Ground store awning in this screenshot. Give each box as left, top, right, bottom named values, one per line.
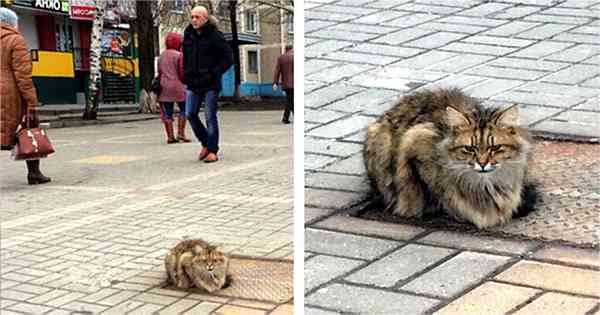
left=223, top=32, right=261, bottom=45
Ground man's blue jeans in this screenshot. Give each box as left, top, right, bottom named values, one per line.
left=185, top=89, right=219, bottom=153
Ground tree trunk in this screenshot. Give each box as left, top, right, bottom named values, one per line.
left=136, top=0, right=155, bottom=93
left=229, top=0, right=241, bottom=99
left=83, top=0, right=106, bottom=120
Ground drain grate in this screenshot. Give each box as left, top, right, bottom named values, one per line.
left=164, top=257, right=293, bottom=303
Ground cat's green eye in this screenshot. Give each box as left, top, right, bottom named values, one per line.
left=461, top=146, right=476, bottom=153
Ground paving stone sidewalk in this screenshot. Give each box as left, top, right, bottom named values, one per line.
left=305, top=0, right=600, bottom=313
left=305, top=217, right=600, bottom=314
left=1, top=113, right=293, bottom=314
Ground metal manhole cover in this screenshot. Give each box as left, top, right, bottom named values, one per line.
left=164, top=257, right=293, bottom=303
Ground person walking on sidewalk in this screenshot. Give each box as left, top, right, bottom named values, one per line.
left=182, top=6, right=233, bottom=163
left=273, top=45, right=294, bottom=124
left=0, top=8, right=50, bottom=185
left=157, top=32, right=190, bottom=144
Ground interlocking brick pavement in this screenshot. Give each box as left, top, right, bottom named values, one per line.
left=306, top=0, right=600, bottom=313
left=1, top=112, right=293, bottom=314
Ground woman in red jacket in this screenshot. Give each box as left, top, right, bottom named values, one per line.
left=157, top=32, right=190, bottom=143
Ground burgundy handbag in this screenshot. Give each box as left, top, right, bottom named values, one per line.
left=13, top=117, right=55, bottom=160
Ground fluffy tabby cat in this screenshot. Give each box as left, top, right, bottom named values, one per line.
left=364, top=88, right=537, bottom=229
left=164, top=239, right=229, bottom=292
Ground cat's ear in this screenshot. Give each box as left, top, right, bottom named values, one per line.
left=446, top=106, right=471, bottom=128
left=495, top=104, right=520, bottom=127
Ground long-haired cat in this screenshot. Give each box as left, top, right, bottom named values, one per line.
left=164, top=239, right=229, bottom=292
left=364, top=88, right=537, bottom=229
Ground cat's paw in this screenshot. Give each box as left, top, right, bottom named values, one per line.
left=392, top=197, right=423, bottom=217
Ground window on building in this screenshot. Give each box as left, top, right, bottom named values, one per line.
left=245, top=10, right=257, bottom=33
left=172, top=0, right=184, bottom=13
left=287, top=14, right=293, bottom=34
left=248, top=51, right=258, bottom=74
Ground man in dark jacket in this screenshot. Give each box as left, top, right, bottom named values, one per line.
left=273, top=45, right=293, bottom=124
left=183, top=6, right=233, bottom=163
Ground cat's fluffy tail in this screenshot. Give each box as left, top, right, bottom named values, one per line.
left=513, top=182, right=539, bottom=218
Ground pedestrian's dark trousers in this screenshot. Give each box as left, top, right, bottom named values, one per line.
left=283, top=88, right=294, bottom=121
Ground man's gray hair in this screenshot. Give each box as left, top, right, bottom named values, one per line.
left=0, top=7, right=19, bottom=28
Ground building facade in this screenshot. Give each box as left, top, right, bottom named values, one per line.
left=3, top=0, right=140, bottom=105
left=158, top=0, right=293, bottom=98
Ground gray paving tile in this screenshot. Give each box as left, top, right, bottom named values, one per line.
left=490, top=5, right=543, bottom=19
left=305, top=228, right=400, bottom=260
left=311, top=30, right=380, bottom=42
left=355, top=10, right=411, bottom=25
left=312, top=4, right=379, bottom=15
left=492, top=90, right=585, bottom=108
left=533, top=120, right=600, bottom=138
left=306, top=283, right=440, bottom=314
left=510, top=41, right=574, bottom=58
left=322, top=154, right=366, bottom=175
left=418, top=231, right=538, bottom=255
left=570, top=25, right=600, bottom=35
left=305, top=63, right=374, bottom=83
left=401, top=251, right=511, bottom=298
left=582, top=54, right=600, bottom=64
left=419, top=22, right=489, bottom=34
left=305, top=138, right=363, bottom=157
left=307, top=115, right=374, bottom=139
left=414, top=0, right=481, bottom=7
left=304, top=307, right=340, bottom=315
left=305, top=153, right=339, bottom=171
left=395, top=3, right=463, bottom=14
left=463, top=78, right=525, bottom=99
left=391, top=50, right=457, bottom=69
left=541, top=64, right=600, bottom=84
left=365, top=0, right=411, bottom=9
left=305, top=109, right=348, bottom=124
left=462, top=35, right=535, bottom=47
left=305, top=59, right=342, bottom=76
left=306, top=173, right=370, bottom=192
left=573, top=98, right=599, bottom=111
left=581, top=76, right=600, bottom=88
left=488, top=57, right=569, bottom=71
left=524, top=14, right=592, bottom=24
left=306, top=40, right=354, bottom=58
left=305, top=207, right=335, bottom=225
left=346, top=244, right=456, bottom=287
left=442, top=42, right=518, bottom=56
left=465, top=65, right=547, bottom=80
left=550, top=110, right=600, bottom=126
left=346, top=43, right=423, bottom=57
left=305, top=84, right=363, bottom=109
left=516, top=82, right=600, bottom=98
left=515, top=23, right=576, bottom=39
left=325, top=23, right=397, bottom=34
left=483, top=20, right=541, bottom=36
left=404, top=32, right=467, bottom=49
left=305, top=255, right=364, bottom=292
left=325, top=89, right=398, bottom=113
left=310, top=11, right=357, bottom=22
left=553, top=32, right=600, bottom=45
left=426, top=55, right=495, bottom=73
left=437, top=16, right=507, bottom=27
left=460, top=2, right=514, bottom=17
left=383, top=13, right=442, bottom=28
left=305, top=20, right=338, bottom=33
left=372, top=28, right=434, bottom=45
left=324, top=51, right=400, bottom=65
left=422, top=74, right=488, bottom=90
left=305, top=188, right=364, bottom=209
left=542, top=7, right=600, bottom=17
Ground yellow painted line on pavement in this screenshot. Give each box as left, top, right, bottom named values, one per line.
left=72, top=155, right=146, bottom=165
